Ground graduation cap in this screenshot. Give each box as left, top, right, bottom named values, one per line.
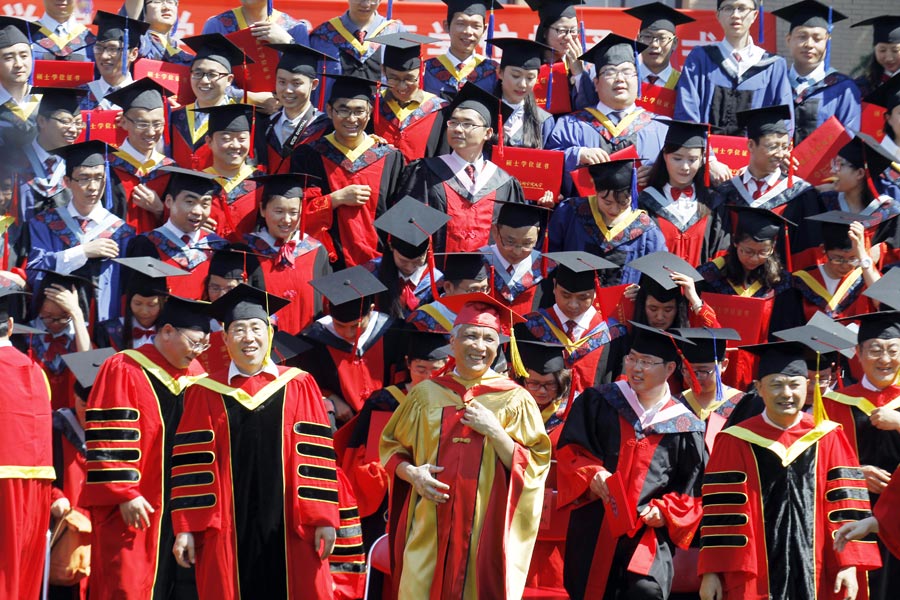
left=544, top=251, right=616, bottom=293
left=105, top=77, right=172, bottom=111
left=516, top=336, right=567, bottom=374
left=805, top=210, right=878, bottom=251
left=863, top=268, right=900, bottom=310
left=270, top=329, right=312, bottom=365
left=93, top=10, right=149, bottom=47
left=837, top=310, right=900, bottom=343
left=311, top=266, right=387, bottom=323
left=10, top=322, right=44, bottom=336
left=61, top=347, right=116, bottom=397
left=728, top=205, right=796, bottom=243
left=193, top=103, right=254, bottom=133
left=674, top=327, right=740, bottom=400
left=663, top=119, right=709, bottom=149
left=50, top=140, right=111, bottom=177
left=852, top=16, right=900, bottom=45
left=404, top=329, right=452, bottom=362
left=578, top=33, right=647, bottom=68
left=182, top=33, right=252, bottom=72
left=440, top=252, right=489, bottom=282
left=442, top=292, right=528, bottom=374
left=624, top=2, right=695, bottom=33
left=583, top=158, right=639, bottom=193
left=159, top=166, right=219, bottom=198
left=494, top=200, right=551, bottom=230
left=740, top=341, right=810, bottom=379
left=489, top=38, right=553, bottom=71
left=736, top=104, right=791, bottom=139
left=864, top=72, right=900, bottom=113
left=208, top=243, right=264, bottom=288
left=446, top=82, right=513, bottom=132
left=0, top=287, right=28, bottom=322
left=628, top=251, right=704, bottom=302
left=807, top=311, right=858, bottom=359
left=252, top=173, right=319, bottom=200
left=35, top=270, right=94, bottom=293
left=324, top=73, right=379, bottom=103
left=441, top=0, right=504, bottom=20
left=157, top=295, right=212, bottom=333
left=367, top=33, right=439, bottom=72
left=35, top=87, right=87, bottom=117
left=209, top=283, right=290, bottom=328
left=772, top=0, right=846, bottom=30
left=628, top=321, right=694, bottom=364
left=114, top=256, right=189, bottom=297
left=0, top=17, right=41, bottom=50
left=267, top=43, right=333, bottom=78
left=376, top=196, right=450, bottom=258
left=837, top=132, right=900, bottom=181
left=525, top=0, right=584, bottom=25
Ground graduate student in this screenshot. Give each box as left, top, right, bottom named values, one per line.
left=122, top=0, right=194, bottom=65
left=489, top=37, right=555, bottom=149
left=851, top=15, right=900, bottom=97
left=31, top=0, right=95, bottom=61
left=0, top=18, right=44, bottom=151
left=78, top=12, right=148, bottom=111
left=625, top=2, right=695, bottom=92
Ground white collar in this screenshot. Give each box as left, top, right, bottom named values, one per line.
left=94, top=74, right=134, bottom=101
left=720, top=37, right=757, bottom=58
left=39, top=14, right=72, bottom=33
left=162, top=220, right=198, bottom=244
left=742, top=167, right=781, bottom=187
left=762, top=410, right=804, bottom=430
left=447, top=150, right=485, bottom=171
left=400, top=263, right=427, bottom=286
left=66, top=200, right=108, bottom=223
left=446, top=49, right=477, bottom=67
left=861, top=375, right=892, bottom=392
left=0, top=84, right=33, bottom=107
left=32, top=139, right=55, bottom=163
left=639, top=61, right=673, bottom=84
left=227, top=359, right=279, bottom=384
left=0, top=338, right=11, bottom=347
left=790, top=62, right=826, bottom=84
left=617, top=379, right=673, bottom=429
left=118, top=138, right=156, bottom=164
left=595, top=100, right=637, bottom=116
left=488, top=244, right=535, bottom=281
left=552, top=304, right=596, bottom=332
left=320, top=311, right=382, bottom=356
left=256, top=228, right=301, bottom=248
left=502, top=98, right=525, bottom=112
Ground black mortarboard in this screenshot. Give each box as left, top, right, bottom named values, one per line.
left=578, top=33, right=647, bottom=68
left=852, top=16, right=900, bottom=45
left=10, top=322, right=43, bottom=336
left=627, top=251, right=703, bottom=300
left=805, top=210, right=878, bottom=251
left=495, top=200, right=551, bottom=229
left=442, top=0, right=504, bottom=20
left=736, top=105, right=792, bottom=139
left=35, top=87, right=87, bottom=117
left=105, top=78, right=172, bottom=111
left=489, top=38, right=553, bottom=71
left=93, top=11, right=150, bottom=47
left=525, top=0, right=584, bottom=25
left=209, top=283, right=289, bottom=328
left=0, top=287, right=27, bottom=322
left=62, top=348, right=116, bottom=392
left=405, top=329, right=452, bottom=361
left=674, top=327, right=740, bottom=364
left=774, top=322, right=857, bottom=356
left=0, top=17, right=40, bottom=49
left=368, top=33, right=438, bottom=72
left=252, top=173, right=319, bottom=200
left=208, top=244, right=263, bottom=286
left=863, top=268, right=900, bottom=310
left=728, top=205, right=796, bottom=242
left=50, top=140, right=110, bottom=170
left=157, top=295, right=212, bottom=333
left=837, top=133, right=899, bottom=178
left=864, top=73, right=900, bottom=113
left=544, top=251, right=616, bottom=292
left=114, top=256, right=189, bottom=297
left=182, top=33, right=252, bottom=71
left=375, top=197, right=450, bottom=258
left=807, top=311, right=858, bottom=359
left=624, top=2, right=695, bottom=33
left=741, top=341, right=810, bottom=379
left=440, top=252, right=489, bottom=282
left=585, top=158, right=637, bottom=191
left=159, top=166, right=219, bottom=197
left=516, top=336, right=567, bottom=374
left=839, top=310, right=900, bottom=342
left=311, top=266, right=387, bottom=323
left=325, top=74, right=378, bottom=103
left=446, top=82, right=513, bottom=130
left=663, top=119, right=709, bottom=149
left=270, top=330, right=312, bottom=365
left=629, top=321, right=693, bottom=363
left=772, top=1, right=846, bottom=30
left=268, top=43, right=333, bottom=78
left=36, top=270, right=94, bottom=293
left=193, top=103, right=254, bottom=133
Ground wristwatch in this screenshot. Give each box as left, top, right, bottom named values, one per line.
left=859, top=257, right=873, bottom=269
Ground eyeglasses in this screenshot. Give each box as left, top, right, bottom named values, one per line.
left=598, top=67, right=637, bottom=81
left=637, top=34, right=675, bottom=46
left=826, top=255, right=861, bottom=266
left=736, top=245, right=774, bottom=259
left=49, top=116, right=84, bottom=130
left=863, top=344, right=900, bottom=360
left=146, top=0, right=179, bottom=6
left=625, top=354, right=665, bottom=369
left=830, top=158, right=856, bottom=172
left=385, top=75, right=419, bottom=87
left=332, top=107, right=369, bottom=119
left=71, top=175, right=105, bottom=186
left=549, top=26, right=579, bottom=37
left=190, top=70, right=230, bottom=82
left=446, top=119, right=487, bottom=132
left=524, top=380, right=559, bottom=393
left=123, top=115, right=165, bottom=132
left=684, top=366, right=717, bottom=378
left=228, top=324, right=268, bottom=338
left=40, top=315, right=72, bottom=325
left=207, top=283, right=239, bottom=296
left=178, top=329, right=211, bottom=352
left=498, top=237, right=537, bottom=251
left=95, top=43, right=124, bottom=56
left=717, top=4, right=756, bottom=17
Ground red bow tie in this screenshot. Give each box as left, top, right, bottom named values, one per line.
left=132, top=327, right=155, bottom=338
left=671, top=186, right=694, bottom=200
left=43, top=334, right=69, bottom=363
left=277, top=240, right=297, bottom=268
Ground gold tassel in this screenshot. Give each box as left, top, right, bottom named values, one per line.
left=508, top=314, right=528, bottom=378
left=813, top=353, right=829, bottom=425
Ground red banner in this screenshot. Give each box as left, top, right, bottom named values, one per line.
left=496, top=147, right=564, bottom=202
left=709, top=134, right=750, bottom=176
left=133, top=58, right=195, bottom=105
left=793, top=116, right=852, bottom=186
left=33, top=59, right=93, bottom=87
left=76, top=109, right=126, bottom=146
left=636, top=83, right=677, bottom=118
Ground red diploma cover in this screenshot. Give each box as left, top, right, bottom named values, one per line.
left=33, top=60, right=93, bottom=87
left=571, top=146, right=640, bottom=198
left=226, top=29, right=277, bottom=93
left=635, top=83, right=676, bottom=118
left=860, top=102, right=886, bottom=142
left=133, top=59, right=194, bottom=105
left=709, top=135, right=750, bottom=176
left=497, top=147, right=564, bottom=201
left=701, top=293, right=773, bottom=389
left=605, top=471, right=637, bottom=538
left=76, top=110, right=126, bottom=146
left=793, top=116, right=852, bottom=186
left=596, top=284, right=628, bottom=322
left=533, top=61, right=572, bottom=115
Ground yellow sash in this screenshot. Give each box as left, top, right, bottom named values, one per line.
left=148, top=30, right=182, bottom=57
left=37, top=23, right=87, bottom=50
left=682, top=388, right=742, bottom=422
left=824, top=391, right=900, bottom=417
left=664, top=69, right=680, bottom=90
left=3, top=95, right=41, bottom=121
left=0, top=465, right=56, bottom=479
left=186, top=105, right=210, bottom=144
left=0, top=215, right=14, bottom=236
left=325, top=132, right=376, bottom=162
left=384, top=385, right=407, bottom=406
left=711, top=256, right=764, bottom=297
left=204, top=163, right=256, bottom=194
left=122, top=349, right=207, bottom=396
left=195, top=367, right=302, bottom=410
left=384, top=90, right=437, bottom=123
left=793, top=268, right=862, bottom=312
left=584, top=107, right=642, bottom=138
left=436, top=54, right=485, bottom=82
left=112, top=149, right=167, bottom=177
left=724, top=420, right=839, bottom=467
left=543, top=317, right=591, bottom=354
left=328, top=17, right=393, bottom=55
left=418, top=303, right=454, bottom=332
left=588, top=201, right=643, bottom=242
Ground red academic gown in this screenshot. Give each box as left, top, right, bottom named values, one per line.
left=697, top=413, right=883, bottom=600
left=638, top=187, right=730, bottom=267
left=255, top=107, right=331, bottom=175
left=791, top=265, right=874, bottom=322
left=80, top=345, right=206, bottom=599
left=204, top=164, right=265, bottom=243
left=875, top=465, right=900, bottom=560
left=125, top=228, right=228, bottom=299
left=169, top=105, right=214, bottom=172
left=108, top=150, right=174, bottom=234
left=486, top=248, right=549, bottom=316
left=170, top=366, right=340, bottom=600
left=0, top=345, right=54, bottom=600
left=374, top=90, right=447, bottom=162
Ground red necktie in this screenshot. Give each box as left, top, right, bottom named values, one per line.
left=76, top=217, right=90, bottom=233
left=733, top=51, right=742, bottom=64
left=671, top=186, right=694, bottom=201
left=565, top=319, right=577, bottom=340
left=355, top=29, right=367, bottom=44
left=506, top=264, right=515, bottom=276
left=181, top=234, right=191, bottom=246
left=44, top=156, right=57, bottom=173
left=465, top=163, right=477, bottom=184
left=401, top=278, right=419, bottom=310
left=751, top=179, right=766, bottom=200
left=132, top=327, right=155, bottom=338
left=646, top=74, right=659, bottom=86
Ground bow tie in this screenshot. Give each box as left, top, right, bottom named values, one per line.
left=277, top=240, right=297, bottom=268
left=43, top=334, right=69, bottom=362
left=671, top=186, right=694, bottom=200
left=132, top=327, right=155, bottom=338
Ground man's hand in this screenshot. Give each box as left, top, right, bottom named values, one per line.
left=589, top=469, right=612, bottom=502
left=834, top=516, right=879, bottom=552
left=132, top=184, right=164, bottom=215
left=636, top=164, right=652, bottom=188
left=250, top=21, right=293, bottom=44
left=201, top=216, right=218, bottom=233
left=119, top=496, right=155, bottom=530
left=405, top=463, right=450, bottom=504
left=623, top=283, right=640, bottom=301
left=578, top=147, right=611, bottom=166
left=860, top=465, right=891, bottom=494
left=707, top=160, right=733, bottom=186
left=870, top=408, right=900, bottom=432
left=460, top=400, right=502, bottom=438
left=328, top=394, right=353, bottom=423
left=834, top=566, right=858, bottom=600
left=640, top=504, right=666, bottom=528
left=50, top=497, right=71, bottom=519
left=699, top=573, right=723, bottom=600
left=82, top=238, right=120, bottom=259
left=331, top=184, right=372, bottom=207
left=537, top=191, right=556, bottom=208
left=314, top=526, right=337, bottom=559
left=173, top=532, right=195, bottom=568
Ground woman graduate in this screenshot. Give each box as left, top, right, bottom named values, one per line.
left=489, top=37, right=555, bottom=149
left=851, top=15, right=900, bottom=97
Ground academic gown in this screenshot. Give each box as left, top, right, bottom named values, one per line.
left=108, top=149, right=175, bottom=234
left=170, top=366, right=340, bottom=600
left=297, top=312, right=399, bottom=413
left=24, top=321, right=78, bottom=411
left=201, top=7, right=309, bottom=43
left=365, top=256, right=440, bottom=319
left=126, top=229, right=229, bottom=299
left=547, top=201, right=668, bottom=285
left=483, top=247, right=549, bottom=316
left=823, top=382, right=900, bottom=599
left=406, top=299, right=457, bottom=334
left=792, top=71, right=861, bottom=145
left=80, top=345, right=207, bottom=600
left=789, top=264, right=874, bottom=322
left=0, top=92, right=41, bottom=151
left=421, top=55, right=499, bottom=101
left=169, top=105, right=217, bottom=173
left=697, top=413, right=882, bottom=600
left=205, top=164, right=265, bottom=243
left=243, top=232, right=331, bottom=334
left=674, top=45, right=794, bottom=137
left=380, top=371, right=551, bottom=600
left=254, top=106, right=331, bottom=175
left=293, top=134, right=404, bottom=269
left=137, top=30, right=194, bottom=65
left=31, top=22, right=95, bottom=61
left=374, top=90, right=448, bottom=162
left=874, top=465, right=900, bottom=560
left=638, top=186, right=730, bottom=267
left=556, top=381, right=706, bottom=600
left=394, top=156, right=524, bottom=254
left=17, top=144, right=71, bottom=223
left=0, top=345, right=54, bottom=600
left=503, top=104, right=554, bottom=150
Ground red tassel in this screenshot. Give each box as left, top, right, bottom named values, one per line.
left=593, top=272, right=603, bottom=312
left=782, top=223, right=793, bottom=272
left=672, top=338, right=701, bottom=395
left=426, top=237, right=439, bottom=301
left=242, top=57, right=248, bottom=104
left=704, top=124, right=711, bottom=188
left=541, top=228, right=549, bottom=278
left=318, top=61, right=327, bottom=112
left=242, top=251, right=248, bottom=282
left=374, top=81, right=381, bottom=131
left=489, top=264, right=496, bottom=296
left=248, top=106, right=256, bottom=160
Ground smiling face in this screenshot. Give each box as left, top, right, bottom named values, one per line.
left=544, top=16, right=578, bottom=56
left=858, top=338, right=900, bottom=389
left=830, top=156, right=865, bottom=194
left=191, top=58, right=233, bottom=105
left=275, top=69, right=316, bottom=114
left=757, top=373, right=807, bottom=427
left=326, top=98, right=371, bottom=145
left=225, top=317, right=270, bottom=373
left=121, top=107, right=166, bottom=154
left=624, top=350, right=675, bottom=396
left=37, top=109, right=83, bottom=147
left=734, top=237, right=775, bottom=272
left=261, top=195, right=301, bottom=242
left=156, top=324, right=209, bottom=369
left=165, top=190, right=213, bottom=234
left=450, top=324, right=499, bottom=380
left=94, top=40, right=138, bottom=84
left=747, top=133, right=790, bottom=176
left=594, top=62, right=638, bottom=109
left=876, top=42, right=900, bottom=75
left=553, top=282, right=594, bottom=320
left=447, top=107, right=492, bottom=154
left=0, top=43, right=32, bottom=88
left=207, top=129, right=250, bottom=169
left=445, top=12, right=486, bottom=58
left=498, top=65, right=539, bottom=105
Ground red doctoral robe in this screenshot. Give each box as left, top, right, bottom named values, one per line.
left=374, top=89, right=447, bottom=162
left=204, top=164, right=265, bottom=243
left=108, top=149, right=173, bottom=234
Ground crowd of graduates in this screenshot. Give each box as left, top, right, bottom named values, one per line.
left=2, top=0, right=900, bottom=598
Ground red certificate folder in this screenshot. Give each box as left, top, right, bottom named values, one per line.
left=133, top=58, right=194, bottom=105
left=496, top=147, right=564, bottom=201
left=860, top=102, right=886, bottom=142
left=533, top=61, right=572, bottom=115
left=226, top=29, right=277, bottom=93
left=33, top=60, right=94, bottom=87
left=605, top=471, right=637, bottom=538
left=636, top=83, right=676, bottom=118
left=76, top=110, right=126, bottom=146
left=571, top=145, right=639, bottom=198
left=702, top=293, right=773, bottom=390
left=793, top=116, right=852, bottom=186
left=709, top=134, right=750, bottom=176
